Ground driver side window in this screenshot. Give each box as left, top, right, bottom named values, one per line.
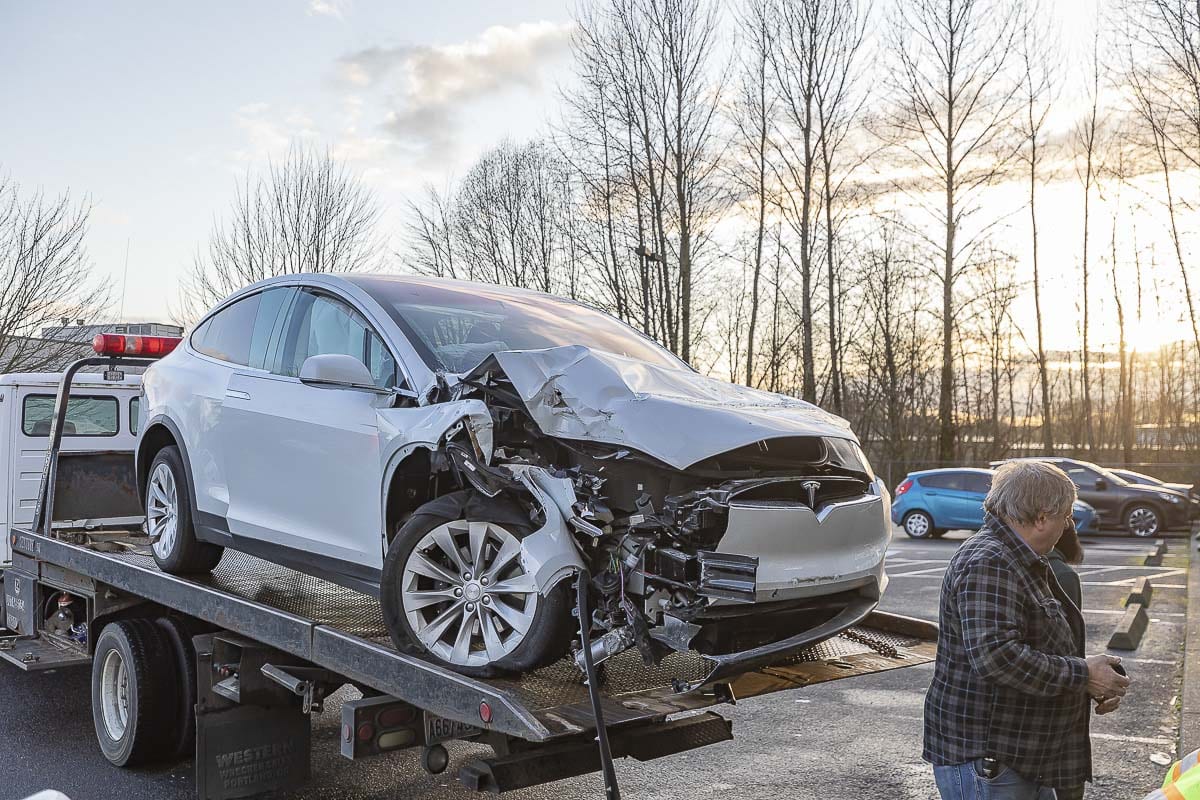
left=278, top=291, right=398, bottom=389
left=1065, top=466, right=1098, bottom=489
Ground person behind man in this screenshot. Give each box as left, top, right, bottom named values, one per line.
left=924, top=460, right=1131, bottom=799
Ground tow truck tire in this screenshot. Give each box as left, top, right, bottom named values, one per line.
left=146, top=446, right=223, bottom=574
left=156, top=615, right=208, bottom=759
left=91, top=619, right=182, bottom=767
left=381, top=491, right=574, bottom=679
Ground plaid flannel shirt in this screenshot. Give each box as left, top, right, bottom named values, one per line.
left=923, top=515, right=1092, bottom=788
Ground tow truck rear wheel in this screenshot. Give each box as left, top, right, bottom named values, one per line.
left=156, top=615, right=210, bottom=759
left=146, top=446, right=223, bottom=574
left=91, top=619, right=182, bottom=767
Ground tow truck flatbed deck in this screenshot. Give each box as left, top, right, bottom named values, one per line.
left=6, top=525, right=936, bottom=744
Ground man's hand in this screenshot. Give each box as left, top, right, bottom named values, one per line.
left=1095, top=696, right=1122, bottom=715
left=1086, top=654, right=1131, bottom=701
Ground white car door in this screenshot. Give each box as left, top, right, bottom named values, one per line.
left=220, top=288, right=398, bottom=586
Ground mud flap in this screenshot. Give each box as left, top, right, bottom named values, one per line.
left=194, top=633, right=311, bottom=800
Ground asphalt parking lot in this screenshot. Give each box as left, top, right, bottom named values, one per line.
left=0, top=527, right=1189, bottom=799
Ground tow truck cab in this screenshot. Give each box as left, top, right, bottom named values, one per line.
left=0, top=372, right=142, bottom=565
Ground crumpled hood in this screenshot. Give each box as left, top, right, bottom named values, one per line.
left=459, top=345, right=856, bottom=470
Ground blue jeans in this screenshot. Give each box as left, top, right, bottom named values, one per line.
left=933, top=761, right=1058, bottom=800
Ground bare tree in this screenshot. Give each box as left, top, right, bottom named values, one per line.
left=562, top=0, right=727, bottom=361
left=1016, top=0, right=1057, bottom=454
left=0, top=175, right=109, bottom=372
left=885, top=0, right=1021, bottom=463
left=178, top=143, right=382, bottom=323
left=813, top=0, right=871, bottom=414
left=404, top=185, right=458, bottom=280
left=730, top=0, right=777, bottom=386
left=1124, top=0, right=1200, bottom=360
left=769, top=0, right=823, bottom=402
left=1075, top=28, right=1108, bottom=454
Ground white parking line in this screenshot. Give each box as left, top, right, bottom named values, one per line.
left=1085, top=609, right=1186, bottom=617
left=1091, top=733, right=1177, bottom=747
left=883, top=558, right=946, bottom=567
left=1082, top=582, right=1185, bottom=588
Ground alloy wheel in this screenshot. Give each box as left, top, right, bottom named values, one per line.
left=401, top=520, right=539, bottom=668
left=147, top=462, right=179, bottom=559
left=1128, top=507, right=1160, bottom=537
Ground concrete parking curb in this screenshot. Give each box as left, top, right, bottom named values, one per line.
left=1126, top=577, right=1154, bottom=608
left=1108, top=602, right=1150, bottom=650
left=1180, top=527, right=1200, bottom=756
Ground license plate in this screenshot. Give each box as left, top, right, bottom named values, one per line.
left=423, top=712, right=481, bottom=745
left=103, top=368, right=125, bottom=381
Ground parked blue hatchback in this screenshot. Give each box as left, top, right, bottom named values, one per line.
left=890, top=467, right=1099, bottom=539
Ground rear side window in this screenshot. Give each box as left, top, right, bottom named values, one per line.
left=23, top=395, right=119, bottom=437
left=191, top=288, right=295, bottom=369
left=130, top=396, right=141, bottom=435
left=963, top=473, right=992, bottom=495
left=192, top=293, right=261, bottom=366
left=918, top=473, right=964, bottom=491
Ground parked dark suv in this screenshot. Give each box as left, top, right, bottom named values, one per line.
left=992, top=457, right=1196, bottom=537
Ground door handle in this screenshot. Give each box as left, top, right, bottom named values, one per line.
left=225, top=389, right=251, bottom=401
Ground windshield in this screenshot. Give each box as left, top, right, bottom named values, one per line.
left=351, top=278, right=689, bottom=374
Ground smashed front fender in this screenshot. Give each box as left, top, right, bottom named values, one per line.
left=506, top=464, right=586, bottom=592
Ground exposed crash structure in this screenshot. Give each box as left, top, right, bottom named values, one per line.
left=385, top=344, right=891, bottom=681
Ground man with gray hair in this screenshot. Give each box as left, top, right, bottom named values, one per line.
left=923, top=460, right=1131, bottom=799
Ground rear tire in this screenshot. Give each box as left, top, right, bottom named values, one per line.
left=146, top=446, right=223, bottom=574
left=156, top=615, right=211, bottom=760
left=381, top=491, right=573, bottom=678
left=91, top=619, right=181, bottom=767
left=1126, top=504, right=1161, bottom=538
left=902, top=510, right=935, bottom=539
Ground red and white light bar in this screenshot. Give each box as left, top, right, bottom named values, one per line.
left=92, top=333, right=182, bottom=358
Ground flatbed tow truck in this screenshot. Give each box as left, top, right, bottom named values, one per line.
left=0, top=343, right=937, bottom=799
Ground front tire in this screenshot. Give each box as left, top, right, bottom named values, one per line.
left=903, top=510, right=935, bottom=539
left=91, top=619, right=181, bottom=767
left=381, top=491, right=573, bottom=678
left=146, top=446, right=223, bottom=574
left=1126, top=504, right=1161, bottom=538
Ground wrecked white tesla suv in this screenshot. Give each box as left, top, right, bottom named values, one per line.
left=136, top=274, right=890, bottom=679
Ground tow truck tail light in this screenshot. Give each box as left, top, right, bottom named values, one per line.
left=894, top=478, right=914, bottom=497
left=92, top=333, right=182, bottom=358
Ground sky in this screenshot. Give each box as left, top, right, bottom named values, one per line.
left=1, top=0, right=1191, bottom=356
left=0, top=1, right=575, bottom=323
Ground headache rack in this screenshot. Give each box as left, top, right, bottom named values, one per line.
left=0, top=350, right=937, bottom=798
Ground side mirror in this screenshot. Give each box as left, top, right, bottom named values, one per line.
left=1094, top=478, right=1108, bottom=491
left=299, top=354, right=380, bottom=391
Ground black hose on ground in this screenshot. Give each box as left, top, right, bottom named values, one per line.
left=574, top=568, right=620, bottom=800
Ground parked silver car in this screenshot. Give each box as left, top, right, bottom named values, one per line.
left=136, top=275, right=889, bottom=678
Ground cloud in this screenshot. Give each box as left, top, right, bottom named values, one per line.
left=230, top=103, right=318, bottom=164
left=337, top=21, right=573, bottom=158
left=308, top=0, right=349, bottom=19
